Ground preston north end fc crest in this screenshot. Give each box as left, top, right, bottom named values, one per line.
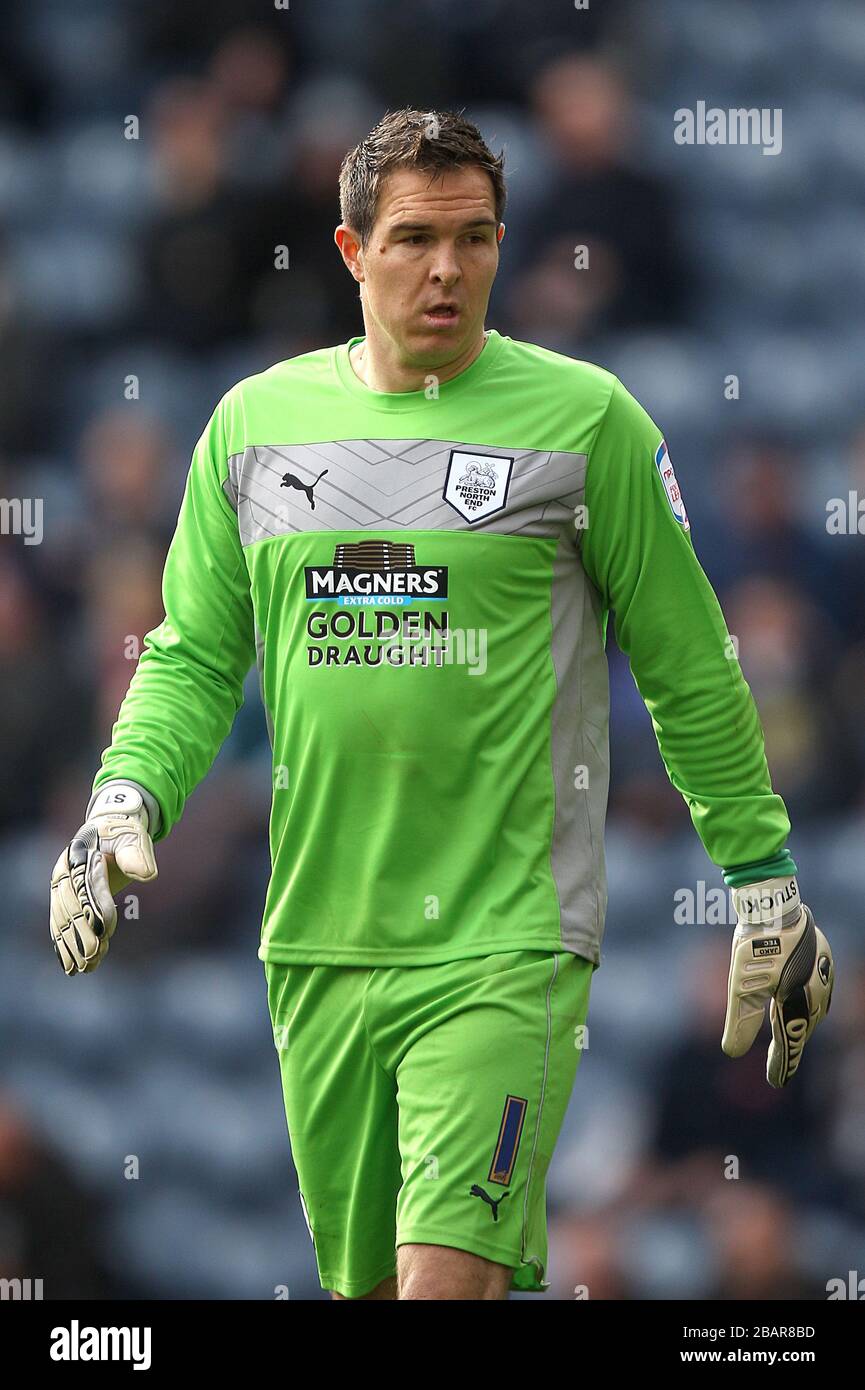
left=443, top=449, right=514, bottom=523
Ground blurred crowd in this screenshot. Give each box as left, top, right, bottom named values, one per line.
left=1, top=0, right=864, bottom=1298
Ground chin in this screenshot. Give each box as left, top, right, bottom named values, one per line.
left=407, top=324, right=469, bottom=352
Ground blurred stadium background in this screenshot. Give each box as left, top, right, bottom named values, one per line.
left=2, top=0, right=865, bottom=1300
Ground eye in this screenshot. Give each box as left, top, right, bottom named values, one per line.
left=405, top=234, right=428, bottom=244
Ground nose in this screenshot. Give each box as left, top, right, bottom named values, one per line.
left=430, top=243, right=461, bottom=285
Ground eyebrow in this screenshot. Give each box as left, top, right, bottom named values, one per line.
left=387, top=218, right=498, bottom=233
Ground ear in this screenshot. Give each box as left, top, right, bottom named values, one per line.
left=335, top=225, right=365, bottom=282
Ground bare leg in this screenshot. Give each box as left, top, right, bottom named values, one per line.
left=397, top=1244, right=513, bottom=1300
left=330, top=1275, right=398, bottom=1300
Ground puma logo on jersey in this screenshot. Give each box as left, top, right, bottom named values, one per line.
left=280, top=468, right=328, bottom=509
left=469, top=1185, right=509, bottom=1221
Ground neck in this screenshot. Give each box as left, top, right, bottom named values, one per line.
left=349, top=328, right=489, bottom=393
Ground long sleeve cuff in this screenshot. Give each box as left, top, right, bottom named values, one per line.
left=722, top=847, right=798, bottom=888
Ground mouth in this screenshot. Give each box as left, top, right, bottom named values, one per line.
left=422, top=303, right=460, bottom=327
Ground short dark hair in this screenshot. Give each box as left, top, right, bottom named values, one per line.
left=338, top=107, right=506, bottom=248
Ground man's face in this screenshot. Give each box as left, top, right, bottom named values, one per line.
left=340, top=164, right=503, bottom=366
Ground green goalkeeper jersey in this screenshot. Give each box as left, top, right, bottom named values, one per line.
left=92, top=328, right=796, bottom=966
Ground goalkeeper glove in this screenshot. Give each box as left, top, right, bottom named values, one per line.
left=49, top=781, right=158, bottom=975
left=722, top=876, right=834, bottom=1088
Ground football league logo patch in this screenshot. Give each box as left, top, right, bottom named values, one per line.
left=655, top=439, right=689, bottom=529
left=443, top=449, right=514, bottom=523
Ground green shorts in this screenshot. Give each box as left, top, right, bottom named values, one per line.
left=264, top=947, right=594, bottom=1297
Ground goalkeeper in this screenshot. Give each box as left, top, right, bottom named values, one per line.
left=50, top=108, right=833, bottom=1301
